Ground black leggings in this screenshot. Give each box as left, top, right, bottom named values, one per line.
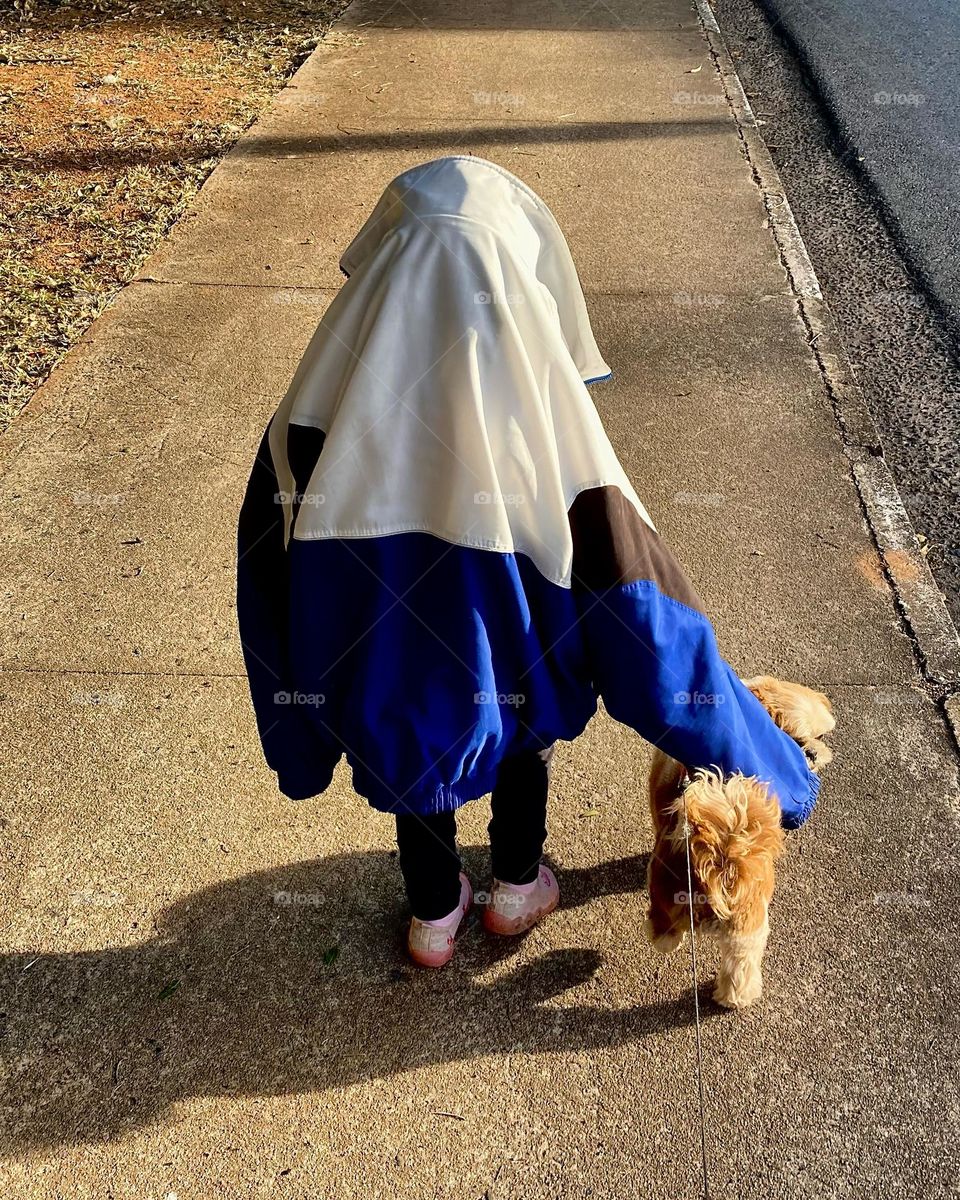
left=395, top=749, right=552, bottom=921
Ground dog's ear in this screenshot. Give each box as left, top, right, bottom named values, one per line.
left=742, top=675, right=836, bottom=755
left=644, top=834, right=691, bottom=953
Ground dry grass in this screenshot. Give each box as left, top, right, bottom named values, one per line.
left=0, top=0, right=349, bottom=427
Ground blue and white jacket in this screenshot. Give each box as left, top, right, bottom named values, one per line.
left=237, top=157, right=818, bottom=827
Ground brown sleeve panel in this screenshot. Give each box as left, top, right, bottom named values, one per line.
left=568, top=485, right=705, bottom=612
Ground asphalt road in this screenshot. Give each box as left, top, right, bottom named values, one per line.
left=754, top=0, right=960, bottom=330
left=713, top=0, right=960, bottom=628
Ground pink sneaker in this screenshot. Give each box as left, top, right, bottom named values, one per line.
left=481, top=865, right=559, bottom=936
left=407, top=873, right=473, bottom=968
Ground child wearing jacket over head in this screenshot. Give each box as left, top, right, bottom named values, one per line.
left=237, top=156, right=819, bottom=968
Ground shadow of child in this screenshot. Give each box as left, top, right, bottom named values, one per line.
left=1, top=848, right=706, bottom=1155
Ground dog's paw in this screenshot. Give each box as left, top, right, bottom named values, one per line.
left=804, top=737, right=833, bottom=771
left=713, top=972, right=762, bottom=1009
left=643, top=917, right=685, bottom=954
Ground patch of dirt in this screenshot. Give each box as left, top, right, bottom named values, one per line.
left=0, top=0, right=349, bottom=428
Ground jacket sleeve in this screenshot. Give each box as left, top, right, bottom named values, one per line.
left=570, top=487, right=819, bottom=828
left=236, top=422, right=341, bottom=800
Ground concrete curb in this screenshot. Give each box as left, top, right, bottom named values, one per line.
left=695, top=0, right=960, bottom=697
left=945, top=692, right=960, bottom=751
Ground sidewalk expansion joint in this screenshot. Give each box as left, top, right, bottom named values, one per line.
left=0, top=664, right=936, bottom=693
left=130, top=277, right=804, bottom=303
left=132, top=277, right=342, bottom=293
left=695, top=0, right=960, bottom=696
left=0, top=665, right=248, bottom=680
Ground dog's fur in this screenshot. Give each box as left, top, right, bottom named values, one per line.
left=644, top=676, right=835, bottom=1009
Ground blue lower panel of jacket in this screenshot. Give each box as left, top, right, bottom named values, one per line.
left=282, top=534, right=598, bottom=814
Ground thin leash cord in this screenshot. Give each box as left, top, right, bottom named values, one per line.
left=682, top=789, right=711, bottom=1200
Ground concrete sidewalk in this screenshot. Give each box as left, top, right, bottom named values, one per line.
left=2, top=0, right=959, bottom=1195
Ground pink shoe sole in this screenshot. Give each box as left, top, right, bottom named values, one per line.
left=481, top=866, right=559, bottom=936
left=407, top=873, right=472, bottom=968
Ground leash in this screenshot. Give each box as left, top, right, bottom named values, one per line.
left=681, top=784, right=711, bottom=1200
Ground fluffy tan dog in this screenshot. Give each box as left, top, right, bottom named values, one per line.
left=644, top=676, right=835, bottom=1008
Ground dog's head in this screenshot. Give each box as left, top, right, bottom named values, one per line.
left=676, top=676, right=834, bottom=927
left=742, top=675, right=836, bottom=770
left=667, top=768, right=784, bottom=926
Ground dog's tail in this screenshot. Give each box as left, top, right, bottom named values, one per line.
left=667, top=769, right=784, bottom=925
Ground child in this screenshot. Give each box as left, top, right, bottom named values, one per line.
left=237, top=156, right=818, bottom=968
